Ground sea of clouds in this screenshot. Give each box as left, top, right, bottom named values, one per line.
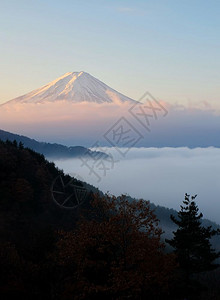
left=1, top=101, right=220, bottom=223
left=53, top=147, right=220, bottom=224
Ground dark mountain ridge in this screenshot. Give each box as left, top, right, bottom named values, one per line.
left=0, top=129, right=107, bottom=159
left=0, top=139, right=219, bottom=248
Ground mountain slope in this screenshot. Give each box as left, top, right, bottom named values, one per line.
left=0, top=140, right=219, bottom=300
left=1, top=139, right=219, bottom=247
left=0, top=129, right=108, bottom=159
left=3, top=71, right=136, bottom=105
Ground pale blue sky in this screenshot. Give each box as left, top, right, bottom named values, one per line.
left=0, top=0, right=220, bottom=106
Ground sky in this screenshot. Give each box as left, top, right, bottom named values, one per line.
left=0, top=101, right=219, bottom=147
left=1, top=0, right=220, bottom=107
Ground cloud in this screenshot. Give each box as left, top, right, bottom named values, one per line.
left=1, top=99, right=219, bottom=223
left=53, top=147, right=220, bottom=224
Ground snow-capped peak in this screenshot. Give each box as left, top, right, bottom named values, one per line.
left=4, top=72, right=136, bottom=105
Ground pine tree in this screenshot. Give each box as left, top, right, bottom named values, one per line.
left=13, top=140, right=18, bottom=148
left=18, top=141, right=24, bottom=149
left=166, top=193, right=220, bottom=282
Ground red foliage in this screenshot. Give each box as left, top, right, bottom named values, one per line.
left=56, top=194, right=176, bottom=299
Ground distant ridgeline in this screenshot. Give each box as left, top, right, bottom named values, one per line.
left=0, top=129, right=108, bottom=159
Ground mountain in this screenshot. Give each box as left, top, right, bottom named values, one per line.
left=1, top=131, right=219, bottom=300
left=0, top=129, right=108, bottom=159
left=3, top=71, right=136, bottom=105
left=1, top=139, right=219, bottom=246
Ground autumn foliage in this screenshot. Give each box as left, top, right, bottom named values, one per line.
left=56, top=194, right=176, bottom=299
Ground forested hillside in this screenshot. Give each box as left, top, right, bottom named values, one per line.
left=0, top=129, right=107, bottom=159
left=0, top=140, right=219, bottom=299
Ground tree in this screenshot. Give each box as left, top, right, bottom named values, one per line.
left=18, top=141, right=24, bottom=150
left=56, top=194, right=176, bottom=299
left=166, top=193, right=220, bottom=284
left=13, top=140, right=18, bottom=148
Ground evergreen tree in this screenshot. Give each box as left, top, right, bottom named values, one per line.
left=13, top=140, right=18, bottom=148
left=18, top=141, right=24, bottom=149
left=166, top=193, right=220, bottom=282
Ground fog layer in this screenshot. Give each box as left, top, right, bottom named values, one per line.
left=53, top=147, right=220, bottom=224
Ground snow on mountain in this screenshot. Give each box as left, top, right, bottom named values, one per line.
left=4, top=72, right=136, bottom=105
